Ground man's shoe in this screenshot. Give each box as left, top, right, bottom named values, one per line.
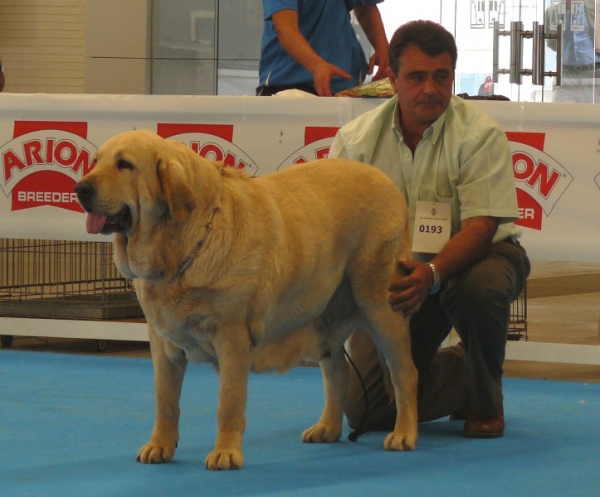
left=463, top=407, right=504, bottom=438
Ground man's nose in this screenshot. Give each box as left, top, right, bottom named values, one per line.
left=422, top=75, right=437, bottom=93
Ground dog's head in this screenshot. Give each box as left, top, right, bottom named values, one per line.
left=75, top=129, right=218, bottom=279
left=76, top=129, right=198, bottom=235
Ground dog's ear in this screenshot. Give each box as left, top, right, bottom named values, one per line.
left=157, top=159, right=197, bottom=223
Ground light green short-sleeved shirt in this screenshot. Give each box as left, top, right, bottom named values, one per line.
left=330, top=95, right=521, bottom=261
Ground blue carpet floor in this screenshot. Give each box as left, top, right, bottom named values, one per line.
left=0, top=349, right=598, bottom=497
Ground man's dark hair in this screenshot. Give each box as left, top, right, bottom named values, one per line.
left=388, top=20, right=458, bottom=74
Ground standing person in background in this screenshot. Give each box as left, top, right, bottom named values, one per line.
left=256, top=0, right=389, bottom=97
left=478, top=75, right=494, bottom=96
left=330, top=20, right=530, bottom=439
left=546, top=0, right=600, bottom=103
left=0, top=57, right=5, bottom=92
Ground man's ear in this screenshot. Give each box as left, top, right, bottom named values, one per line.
left=388, top=67, right=398, bottom=91
left=156, top=159, right=197, bottom=223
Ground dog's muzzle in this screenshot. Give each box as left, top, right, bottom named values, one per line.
left=74, top=181, right=95, bottom=212
left=74, top=182, right=131, bottom=235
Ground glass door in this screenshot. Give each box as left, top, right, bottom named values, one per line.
left=454, top=0, right=599, bottom=103
left=454, top=0, right=543, bottom=101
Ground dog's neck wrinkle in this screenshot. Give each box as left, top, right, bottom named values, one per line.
left=175, top=206, right=219, bottom=277
left=171, top=168, right=226, bottom=278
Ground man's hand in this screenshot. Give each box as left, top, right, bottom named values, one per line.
left=311, top=60, right=352, bottom=96
left=354, top=5, right=389, bottom=81
left=272, top=9, right=351, bottom=96
left=367, top=50, right=389, bottom=81
left=388, top=260, right=434, bottom=315
left=388, top=217, right=499, bottom=315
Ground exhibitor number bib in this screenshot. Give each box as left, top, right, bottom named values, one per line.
left=412, top=201, right=451, bottom=254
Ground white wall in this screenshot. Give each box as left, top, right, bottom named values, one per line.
left=84, top=0, right=150, bottom=94
left=379, top=1, right=443, bottom=38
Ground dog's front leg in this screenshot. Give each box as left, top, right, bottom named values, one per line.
left=205, top=333, right=251, bottom=471
left=302, top=347, right=347, bottom=443
left=137, top=324, right=188, bottom=464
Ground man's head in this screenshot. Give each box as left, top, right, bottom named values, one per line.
left=387, top=21, right=457, bottom=130
left=388, top=20, right=457, bottom=75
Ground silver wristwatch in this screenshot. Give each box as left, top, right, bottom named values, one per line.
left=427, top=262, right=441, bottom=294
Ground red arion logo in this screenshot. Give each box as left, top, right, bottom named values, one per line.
left=0, top=121, right=96, bottom=213
left=507, top=132, right=573, bottom=231
left=277, top=126, right=339, bottom=170
left=157, top=123, right=259, bottom=176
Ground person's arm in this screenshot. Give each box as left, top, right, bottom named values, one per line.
left=271, top=9, right=352, bottom=96
left=353, top=5, right=389, bottom=81
left=388, top=216, right=499, bottom=315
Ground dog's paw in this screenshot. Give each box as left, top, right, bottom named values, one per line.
left=205, top=449, right=244, bottom=470
left=136, top=442, right=177, bottom=464
left=302, top=424, right=342, bottom=444
left=383, top=431, right=417, bottom=451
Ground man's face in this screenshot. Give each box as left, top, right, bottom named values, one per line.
left=388, top=45, right=454, bottom=129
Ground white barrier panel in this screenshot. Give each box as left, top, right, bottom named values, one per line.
left=4, top=316, right=600, bottom=365
left=1, top=93, right=599, bottom=262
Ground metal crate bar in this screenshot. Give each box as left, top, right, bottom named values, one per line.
left=508, top=284, right=528, bottom=341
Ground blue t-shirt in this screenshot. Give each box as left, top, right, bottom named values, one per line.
left=258, top=0, right=382, bottom=94
left=563, top=5, right=595, bottom=66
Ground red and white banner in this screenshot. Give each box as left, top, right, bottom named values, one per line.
left=0, top=93, right=598, bottom=262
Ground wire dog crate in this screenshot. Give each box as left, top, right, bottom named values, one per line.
left=508, top=284, right=528, bottom=341
left=0, top=239, right=143, bottom=322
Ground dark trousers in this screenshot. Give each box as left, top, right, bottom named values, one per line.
left=345, top=239, right=531, bottom=429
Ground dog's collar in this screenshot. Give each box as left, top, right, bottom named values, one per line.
left=176, top=207, right=218, bottom=277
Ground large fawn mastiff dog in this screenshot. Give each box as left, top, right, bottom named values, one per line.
left=75, top=129, right=417, bottom=470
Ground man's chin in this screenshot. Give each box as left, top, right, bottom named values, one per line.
left=417, top=105, right=444, bottom=123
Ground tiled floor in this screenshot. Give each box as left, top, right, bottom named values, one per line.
left=2, top=261, right=600, bottom=382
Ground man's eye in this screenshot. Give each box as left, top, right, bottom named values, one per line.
left=117, top=159, right=134, bottom=170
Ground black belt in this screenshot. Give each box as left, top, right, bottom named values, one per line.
left=256, top=83, right=318, bottom=96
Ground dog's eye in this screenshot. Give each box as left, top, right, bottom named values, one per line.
left=117, top=159, right=135, bottom=171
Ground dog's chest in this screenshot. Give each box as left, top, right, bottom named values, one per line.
left=135, top=281, right=218, bottom=354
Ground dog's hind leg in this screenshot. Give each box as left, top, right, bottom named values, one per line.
left=302, top=346, right=348, bottom=444
left=137, top=324, right=188, bottom=464
left=365, top=308, right=418, bottom=451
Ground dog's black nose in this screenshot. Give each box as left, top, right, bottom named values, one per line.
left=74, top=182, right=94, bottom=202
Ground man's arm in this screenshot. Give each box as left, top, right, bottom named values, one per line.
left=271, top=9, right=352, bottom=96
left=353, top=5, right=389, bottom=80
left=388, top=216, right=499, bottom=315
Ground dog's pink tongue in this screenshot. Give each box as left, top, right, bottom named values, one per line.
left=86, top=213, right=107, bottom=234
